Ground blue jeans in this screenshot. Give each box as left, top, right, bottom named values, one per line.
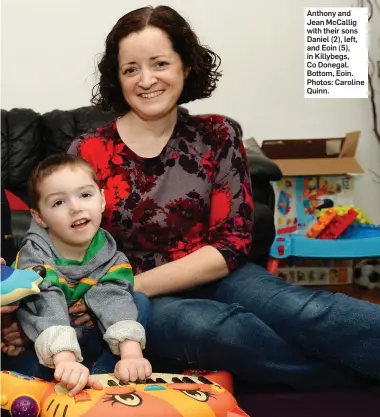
left=143, top=263, right=380, bottom=389
left=2, top=292, right=150, bottom=379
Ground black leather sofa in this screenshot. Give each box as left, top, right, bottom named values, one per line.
left=1, top=105, right=282, bottom=265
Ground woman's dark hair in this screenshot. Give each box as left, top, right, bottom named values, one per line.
left=91, top=5, right=222, bottom=113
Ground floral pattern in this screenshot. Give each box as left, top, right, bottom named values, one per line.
left=68, top=111, right=254, bottom=274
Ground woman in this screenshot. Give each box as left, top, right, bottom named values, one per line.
left=4, top=5, right=380, bottom=388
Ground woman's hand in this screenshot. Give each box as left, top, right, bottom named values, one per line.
left=1, top=343, right=24, bottom=356
left=1, top=318, right=27, bottom=346
left=68, top=302, right=95, bottom=328
left=0, top=304, right=19, bottom=315
left=1, top=315, right=28, bottom=356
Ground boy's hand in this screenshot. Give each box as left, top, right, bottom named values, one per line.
left=115, top=339, right=152, bottom=382
left=53, top=352, right=103, bottom=396
left=114, top=356, right=152, bottom=383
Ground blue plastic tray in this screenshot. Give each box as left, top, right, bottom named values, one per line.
left=270, top=233, right=380, bottom=259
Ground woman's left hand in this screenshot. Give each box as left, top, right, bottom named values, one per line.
left=0, top=304, right=19, bottom=315
left=1, top=317, right=27, bottom=346
left=1, top=315, right=28, bottom=356
left=69, top=303, right=95, bottom=328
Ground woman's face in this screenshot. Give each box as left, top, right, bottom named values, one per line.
left=118, top=26, right=187, bottom=120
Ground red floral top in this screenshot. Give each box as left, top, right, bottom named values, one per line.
left=68, top=110, right=254, bottom=274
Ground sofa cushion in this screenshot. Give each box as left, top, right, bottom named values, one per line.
left=1, top=109, right=43, bottom=192
left=1, top=184, right=17, bottom=262
left=42, top=106, right=117, bottom=156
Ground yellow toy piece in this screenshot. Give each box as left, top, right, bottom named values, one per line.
left=317, top=206, right=372, bottom=225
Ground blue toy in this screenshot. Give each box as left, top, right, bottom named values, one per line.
left=1, top=265, right=46, bottom=306
left=270, top=231, right=380, bottom=260
left=341, top=224, right=380, bottom=239
left=277, top=190, right=291, bottom=215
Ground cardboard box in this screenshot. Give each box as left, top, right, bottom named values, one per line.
left=278, top=258, right=353, bottom=285
left=262, top=131, right=363, bottom=176
left=262, top=131, right=363, bottom=231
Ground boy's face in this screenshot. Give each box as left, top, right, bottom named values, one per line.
left=31, top=166, right=105, bottom=250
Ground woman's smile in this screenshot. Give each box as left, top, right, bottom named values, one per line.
left=139, top=90, right=165, bottom=99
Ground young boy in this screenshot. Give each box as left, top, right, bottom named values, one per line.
left=12, top=154, right=152, bottom=396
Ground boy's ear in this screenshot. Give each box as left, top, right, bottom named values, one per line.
left=100, top=189, right=106, bottom=213
left=30, top=209, right=47, bottom=228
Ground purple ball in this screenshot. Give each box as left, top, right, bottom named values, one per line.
left=10, top=396, right=39, bottom=417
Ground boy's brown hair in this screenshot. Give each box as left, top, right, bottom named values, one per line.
left=28, top=154, right=99, bottom=210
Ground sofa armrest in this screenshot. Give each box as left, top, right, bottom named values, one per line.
left=246, top=148, right=282, bottom=182
left=248, top=201, right=276, bottom=266
left=11, top=211, right=32, bottom=250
